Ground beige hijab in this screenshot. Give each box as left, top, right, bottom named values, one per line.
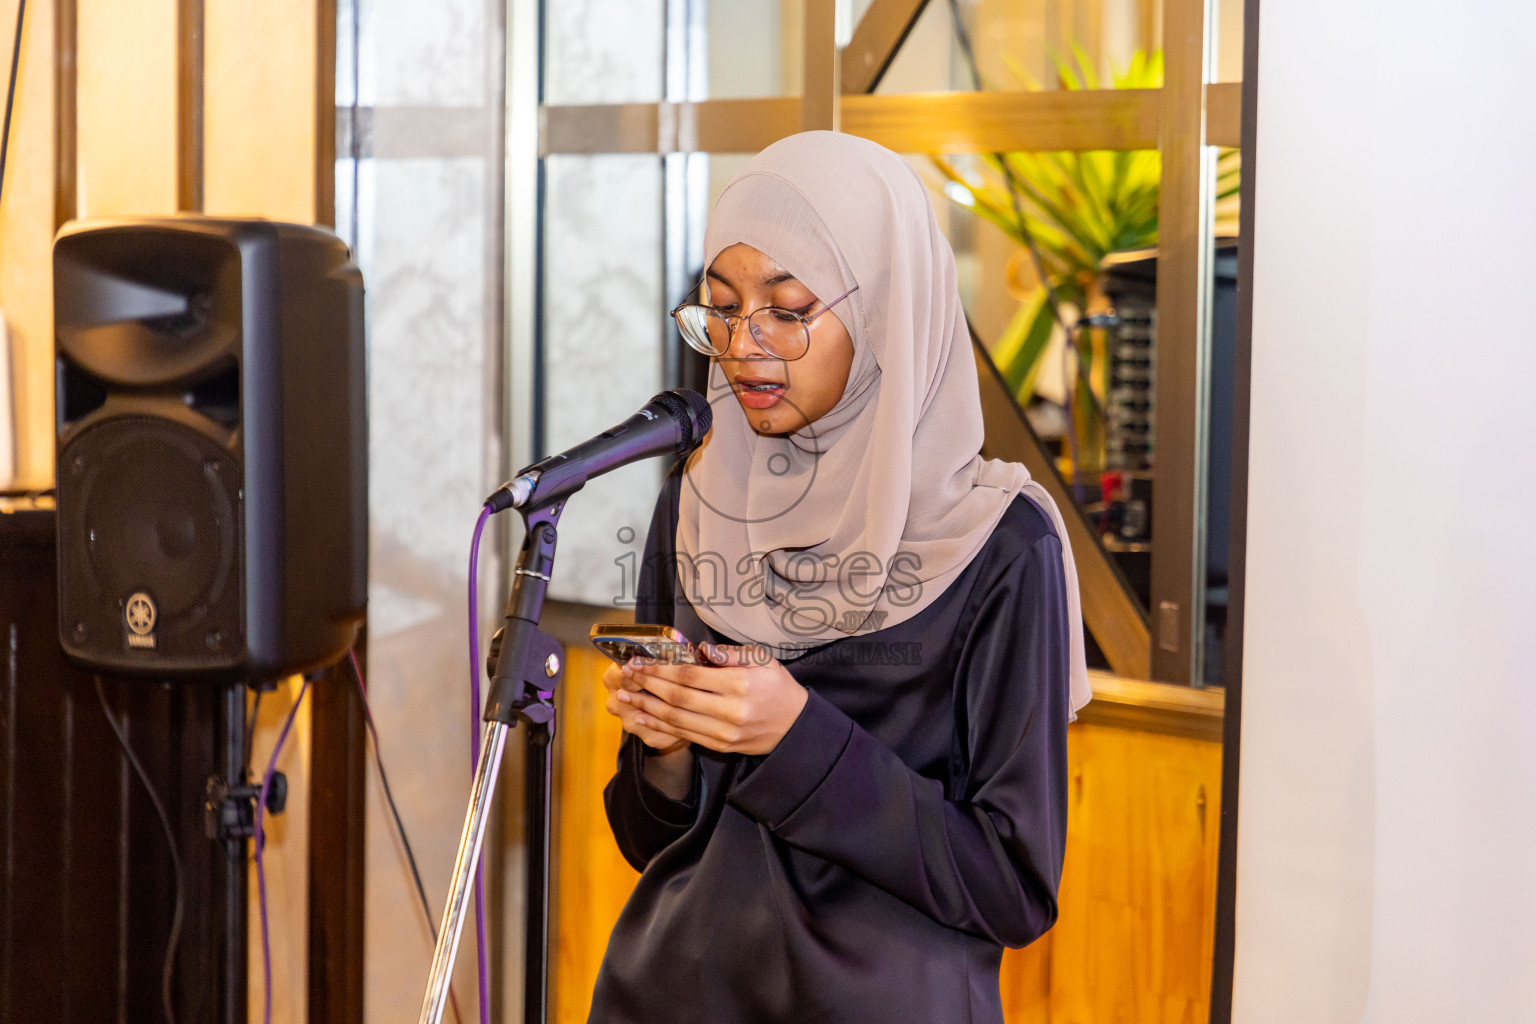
left=677, top=132, right=1090, bottom=719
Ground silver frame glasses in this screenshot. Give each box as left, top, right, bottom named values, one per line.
left=670, top=282, right=859, bottom=361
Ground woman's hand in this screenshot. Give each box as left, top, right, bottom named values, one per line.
left=602, top=659, right=689, bottom=755
left=620, top=643, right=808, bottom=756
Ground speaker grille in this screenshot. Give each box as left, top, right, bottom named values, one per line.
left=58, top=416, right=244, bottom=672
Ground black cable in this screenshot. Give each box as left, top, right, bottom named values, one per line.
left=946, top=0, right=986, bottom=92
left=0, top=0, right=24, bottom=210
left=345, top=654, right=464, bottom=1024
left=95, top=677, right=186, bottom=1024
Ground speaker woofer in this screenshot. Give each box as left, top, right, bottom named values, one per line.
left=58, top=416, right=244, bottom=671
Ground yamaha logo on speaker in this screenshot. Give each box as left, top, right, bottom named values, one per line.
left=124, top=592, right=158, bottom=649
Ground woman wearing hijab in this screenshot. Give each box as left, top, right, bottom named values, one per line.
left=589, top=131, right=1092, bottom=1024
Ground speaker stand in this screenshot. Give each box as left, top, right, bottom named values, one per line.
left=222, top=682, right=249, bottom=1024
left=204, top=680, right=261, bottom=1024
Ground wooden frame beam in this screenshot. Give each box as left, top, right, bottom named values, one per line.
left=55, top=0, right=77, bottom=228
left=841, top=0, right=929, bottom=95
left=802, top=0, right=838, bottom=131
left=1150, top=0, right=1218, bottom=683
left=174, top=0, right=203, bottom=212
left=314, top=0, right=336, bottom=227
left=542, top=85, right=1239, bottom=156
left=845, top=88, right=1160, bottom=152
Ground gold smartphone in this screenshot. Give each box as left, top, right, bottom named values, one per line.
left=589, top=623, right=698, bottom=666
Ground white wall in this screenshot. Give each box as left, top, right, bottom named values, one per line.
left=1233, top=2, right=1536, bottom=1022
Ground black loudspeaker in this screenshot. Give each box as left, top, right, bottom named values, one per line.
left=53, top=217, right=367, bottom=680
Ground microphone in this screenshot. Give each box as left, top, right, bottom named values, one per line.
left=485, top=389, right=712, bottom=513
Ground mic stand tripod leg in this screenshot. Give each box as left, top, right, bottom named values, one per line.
left=418, top=720, right=510, bottom=1024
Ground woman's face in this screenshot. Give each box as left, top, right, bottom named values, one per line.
left=705, top=243, right=855, bottom=437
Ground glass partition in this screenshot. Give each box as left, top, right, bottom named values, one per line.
left=335, top=0, right=508, bottom=1014
left=704, top=0, right=801, bottom=99
left=545, top=0, right=665, bottom=104
left=542, top=154, right=667, bottom=606
left=533, top=0, right=1243, bottom=684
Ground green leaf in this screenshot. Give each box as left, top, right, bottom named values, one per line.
left=1122, top=49, right=1147, bottom=87
left=991, top=176, right=1098, bottom=264
left=1001, top=290, right=1059, bottom=403
left=925, top=44, right=1237, bottom=414
left=997, top=155, right=1104, bottom=262
left=990, top=290, right=1041, bottom=381
left=1052, top=48, right=1085, bottom=91
left=1003, top=54, right=1045, bottom=91
left=1071, top=43, right=1100, bottom=90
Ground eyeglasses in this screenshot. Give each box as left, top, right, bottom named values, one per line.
left=670, top=282, right=858, bottom=361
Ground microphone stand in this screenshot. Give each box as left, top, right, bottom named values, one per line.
left=418, top=497, right=566, bottom=1024
left=416, top=388, right=708, bottom=1024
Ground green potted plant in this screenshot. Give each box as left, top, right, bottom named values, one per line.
left=933, top=46, right=1239, bottom=474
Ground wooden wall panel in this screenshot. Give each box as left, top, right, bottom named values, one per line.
left=0, top=5, right=354, bottom=1019
left=203, top=0, right=320, bottom=223
left=1000, top=933, right=1054, bottom=1023
left=552, top=645, right=1222, bottom=1023
left=1045, top=724, right=1222, bottom=1024
left=0, top=0, right=61, bottom=488
left=0, top=504, right=234, bottom=1023
left=552, top=646, right=641, bottom=1024
left=74, top=0, right=178, bottom=217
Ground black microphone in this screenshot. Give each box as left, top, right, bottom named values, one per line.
left=485, top=389, right=712, bottom=514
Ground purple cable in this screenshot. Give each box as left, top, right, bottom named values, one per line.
left=254, top=675, right=313, bottom=1024
left=468, top=504, right=492, bottom=1024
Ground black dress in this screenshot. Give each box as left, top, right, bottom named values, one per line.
left=587, top=468, right=1071, bottom=1024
